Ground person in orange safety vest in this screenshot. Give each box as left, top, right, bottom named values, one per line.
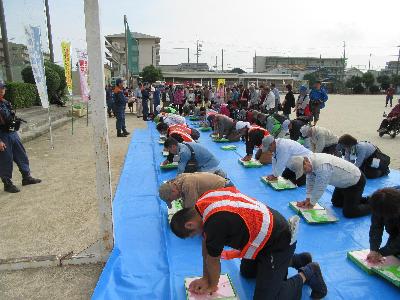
left=170, top=187, right=327, bottom=300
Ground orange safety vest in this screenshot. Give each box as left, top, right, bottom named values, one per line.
left=248, top=125, right=269, bottom=137
left=169, top=128, right=194, bottom=142
left=196, top=186, right=274, bottom=260
left=167, top=124, right=190, bottom=135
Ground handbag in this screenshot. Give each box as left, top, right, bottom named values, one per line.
left=183, top=143, right=198, bottom=173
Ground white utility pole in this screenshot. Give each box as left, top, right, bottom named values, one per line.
left=84, top=0, right=114, bottom=261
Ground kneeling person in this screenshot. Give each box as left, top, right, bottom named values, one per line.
left=291, top=153, right=371, bottom=218
left=367, top=188, right=400, bottom=263
left=338, top=134, right=390, bottom=179
left=163, top=137, right=225, bottom=176
left=170, top=187, right=327, bottom=299
left=262, top=136, right=311, bottom=186
left=159, top=172, right=230, bottom=208
left=241, top=124, right=272, bottom=165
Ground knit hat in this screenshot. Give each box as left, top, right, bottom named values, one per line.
left=236, top=121, right=251, bottom=131
left=0, top=81, right=5, bottom=89
left=261, top=135, right=275, bottom=152
left=300, top=125, right=311, bottom=138
left=159, top=182, right=174, bottom=208
left=282, top=119, right=291, bottom=133
left=287, top=156, right=305, bottom=179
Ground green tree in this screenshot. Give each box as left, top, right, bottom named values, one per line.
left=230, top=67, right=246, bottom=74
left=353, top=84, right=365, bottom=94
left=369, top=85, right=380, bottom=94
left=362, top=72, right=375, bottom=89
left=345, top=75, right=362, bottom=89
left=45, top=61, right=66, bottom=96
left=377, top=75, right=391, bottom=90
left=303, top=72, right=318, bottom=86
left=392, top=74, right=400, bottom=88
left=140, top=65, right=163, bottom=83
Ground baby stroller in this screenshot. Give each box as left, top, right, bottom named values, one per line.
left=378, top=115, right=400, bottom=138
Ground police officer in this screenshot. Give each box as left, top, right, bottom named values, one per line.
left=113, top=78, right=130, bottom=137
left=0, top=82, right=41, bottom=193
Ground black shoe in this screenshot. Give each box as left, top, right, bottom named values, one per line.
left=123, top=131, right=130, bottom=136
left=3, top=178, right=20, bottom=193
left=300, top=263, right=328, bottom=299
left=117, top=133, right=127, bottom=137
left=291, top=252, right=312, bottom=270
left=22, top=176, right=41, bottom=186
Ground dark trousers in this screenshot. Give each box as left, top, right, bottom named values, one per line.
left=153, top=100, right=160, bottom=116
left=386, top=95, right=393, bottom=107
left=310, top=103, right=320, bottom=122
left=174, top=104, right=184, bottom=115
left=331, top=174, right=371, bottom=218
left=282, top=168, right=306, bottom=186
left=115, top=108, right=126, bottom=132
left=240, top=243, right=303, bottom=300
left=142, top=98, right=149, bottom=120
left=0, top=131, right=30, bottom=179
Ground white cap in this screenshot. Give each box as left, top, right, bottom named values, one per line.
left=282, top=120, right=291, bottom=133
left=156, top=105, right=162, bottom=112
left=300, top=125, right=311, bottom=137
left=236, top=121, right=251, bottom=131
left=287, top=156, right=305, bottom=179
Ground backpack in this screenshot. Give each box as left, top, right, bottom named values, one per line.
left=183, top=143, right=198, bottom=173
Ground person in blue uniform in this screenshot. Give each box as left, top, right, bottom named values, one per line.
left=0, top=82, right=41, bottom=193
left=309, top=81, right=328, bottom=126
left=113, top=78, right=130, bottom=137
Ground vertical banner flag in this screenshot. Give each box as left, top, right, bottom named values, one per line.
left=61, top=41, right=73, bottom=95
left=77, top=50, right=90, bottom=102
left=125, top=23, right=139, bottom=75
left=25, top=26, right=49, bottom=109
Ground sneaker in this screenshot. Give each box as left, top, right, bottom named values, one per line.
left=123, top=131, right=130, bottom=136
left=117, top=133, right=127, bottom=137
left=22, top=176, right=41, bottom=186
left=300, top=262, right=328, bottom=299
left=291, top=252, right=312, bottom=270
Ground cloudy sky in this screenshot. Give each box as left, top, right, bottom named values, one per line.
left=4, top=0, right=400, bottom=71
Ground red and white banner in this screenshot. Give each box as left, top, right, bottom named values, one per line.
left=77, top=50, right=90, bottom=102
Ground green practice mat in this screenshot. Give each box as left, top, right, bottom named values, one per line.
left=213, top=138, right=230, bottom=143
left=238, top=158, right=263, bottom=168
left=289, top=201, right=338, bottom=224
left=199, top=127, right=212, bottom=132
left=160, top=162, right=178, bottom=170
left=184, top=274, right=238, bottom=300
left=261, top=176, right=297, bottom=190
left=348, top=249, right=400, bottom=287
left=221, top=145, right=237, bottom=150
left=167, top=199, right=183, bottom=222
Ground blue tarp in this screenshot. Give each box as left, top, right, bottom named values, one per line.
left=92, top=122, right=400, bottom=299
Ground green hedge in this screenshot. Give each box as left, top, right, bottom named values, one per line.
left=21, top=60, right=65, bottom=103
left=4, top=82, right=40, bottom=108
